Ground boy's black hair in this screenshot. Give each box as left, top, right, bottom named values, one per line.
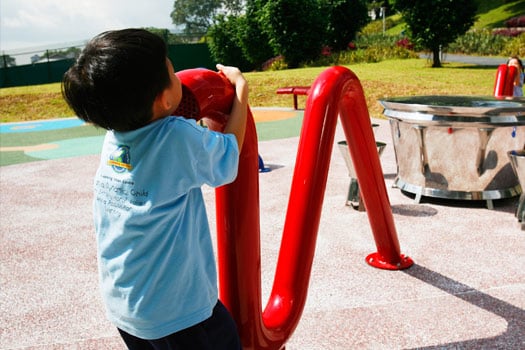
left=62, top=29, right=171, bottom=131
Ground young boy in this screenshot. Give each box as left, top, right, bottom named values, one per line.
left=62, top=28, right=247, bottom=349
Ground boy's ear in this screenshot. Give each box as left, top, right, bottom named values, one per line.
left=152, top=88, right=173, bottom=119
left=156, top=89, right=173, bottom=112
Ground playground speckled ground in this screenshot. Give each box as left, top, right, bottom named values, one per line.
left=1, top=108, right=524, bottom=349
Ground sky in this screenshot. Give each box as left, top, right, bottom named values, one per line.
left=0, top=0, right=176, bottom=52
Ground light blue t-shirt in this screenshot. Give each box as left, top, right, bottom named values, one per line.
left=93, top=116, right=239, bottom=339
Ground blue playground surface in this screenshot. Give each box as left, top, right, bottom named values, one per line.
left=0, top=118, right=85, bottom=133
left=0, top=110, right=304, bottom=167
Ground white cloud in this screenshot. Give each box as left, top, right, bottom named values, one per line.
left=0, top=0, right=175, bottom=51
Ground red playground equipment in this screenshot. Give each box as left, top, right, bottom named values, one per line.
left=494, top=63, right=518, bottom=97
left=174, top=66, right=413, bottom=350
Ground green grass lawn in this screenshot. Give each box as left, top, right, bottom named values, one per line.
left=1, top=0, right=519, bottom=123
left=380, top=0, right=524, bottom=34
left=474, top=0, right=525, bottom=29
left=0, top=58, right=498, bottom=123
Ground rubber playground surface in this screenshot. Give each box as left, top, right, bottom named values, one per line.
left=0, top=108, right=304, bottom=167
left=1, top=108, right=524, bottom=349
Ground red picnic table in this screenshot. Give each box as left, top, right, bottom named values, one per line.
left=276, top=86, right=311, bottom=109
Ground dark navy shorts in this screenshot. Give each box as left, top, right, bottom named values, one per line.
left=118, top=300, right=242, bottom=350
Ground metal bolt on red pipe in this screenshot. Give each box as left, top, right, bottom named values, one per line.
left=175, top=66, right=413, bottom=350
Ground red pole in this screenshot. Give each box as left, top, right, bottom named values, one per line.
left=494, top=63, right=517, bottom=97
left=177, top=66, right=413, bottom=350
left=494, top=64, right=508, bottom=97
left=216, top=66, right=413, bottom=349
left=335, top=68, right=412, bottom=269
left=505, top=65, right=518, bottom=96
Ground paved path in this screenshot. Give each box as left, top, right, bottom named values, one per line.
left=420, top=53, right=508, bottom=66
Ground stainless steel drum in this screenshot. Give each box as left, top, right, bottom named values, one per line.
left=508, top=150, right=525, bottom=229
left=380, top=96, right=525, bottom=208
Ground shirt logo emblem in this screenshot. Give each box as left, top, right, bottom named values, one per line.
left=108, top=145, right=132, bottom=173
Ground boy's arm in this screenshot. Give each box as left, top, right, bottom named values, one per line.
left=216, top=64, right=249, bottom=151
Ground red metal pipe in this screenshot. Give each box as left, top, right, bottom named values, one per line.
left=494, top=63, right=517, bottom=97
left=175, top=66, right=413, bottom=350
left=494, top=64, right=508, bottom=97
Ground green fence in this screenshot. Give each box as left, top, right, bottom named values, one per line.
left=0, top=59, right=75, bottom=88
left=168, top=43, right=216, bottom=72
left=0, top=43, right=215, bottom=88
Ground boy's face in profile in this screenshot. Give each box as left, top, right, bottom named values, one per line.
left=165, top=58, right=183, bottom=116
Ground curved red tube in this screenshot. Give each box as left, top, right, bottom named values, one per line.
left=176, top=66, right=412, bottom=350
left=494, top=64, right=517, bottom=97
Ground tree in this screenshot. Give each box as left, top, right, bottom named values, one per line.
left=260, top=0, right=327, bottom=68
left=322, top=0, right=369, bottom=51
left=367, top=0, right=390, bottom=20
left=392, top=0, right=477, bottom=67
left=235, top=0, right=274, bottom=68
left=223, top=0, right=246, bottom=14
left=207, top=15, right=254, bottom=71
left=171, top=0, right=221, bottom=34
left=171, top=0, right=246, bottom=34
left=1, top=55, right=16, bottom=68
left=208, top=0, right=370, bottom=69
left=144, top=27, right=188, bottom=44
left=207, top=0, right=275, bottom=70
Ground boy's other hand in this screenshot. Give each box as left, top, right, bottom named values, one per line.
left=216, top=64, right=247, bottom=89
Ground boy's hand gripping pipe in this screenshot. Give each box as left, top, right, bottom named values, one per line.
left=175, top=66, right=413, bottom=350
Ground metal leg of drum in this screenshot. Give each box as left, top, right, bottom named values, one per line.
left=517, top=193, right=525, bottom=229
left=413, top=125, right=430, bottom=175
left=346, top=178, right=364, bottom=211
left=486, top=199, right=494, bottom=210
left=414, top=189, right=423, bottom=204
left=520, top=203, right=525, bottom=231
left=507, top=150, right=525, bottom=230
